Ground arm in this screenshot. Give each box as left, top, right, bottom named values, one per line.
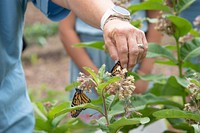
left=52, top=0, right=114, bottom=28
left=135, top=10, right=162, bottom=93
left=59, top=12, right=98, bottom=74
left=52, top=0, right=148, bottom=71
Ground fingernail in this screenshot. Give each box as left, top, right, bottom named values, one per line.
left=114, top=60, right=119, bottom=63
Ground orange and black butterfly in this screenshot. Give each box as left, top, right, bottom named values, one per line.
left=71, top=88, right=91, bottom=118
left=110, top=61, right=122, bottom=76
left=111, top=61, right=127, bottom=77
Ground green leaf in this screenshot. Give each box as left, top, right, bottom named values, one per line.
left=109, top=93, right=183, bottom=116
left=139, top=74, right=167, bottom=82
left=74, top=41, right=104, bottom=51
left=172, top=122, right=195, bottom=133
left=155, top=60, right=177, bottom=66
left=128, top=0, right=170, bottom=14
left=161, top=76, right=188, bottom=96
left=108, top=117, right=150, bottom=133
left=98, top=64, right=106, bottom=81
left=164, top=45, right=177, bottom=51
left=180, top=38, right=200, bottom=61
left=153, top=109, right=200, bottom=122
left=65, top=81, right=80, bottom=91
left=183, top=61, right=200, bottom=72
left=147, top=43, right=177, bottom=63
left=97, top=76, right=121, bottom=95
left=190, top=29, right=200, bottom=37
left=32, top=102, right=47, bottom=121
left=106, top=95, right=115, bottom=111
left=167, top=15, right=192, bottom=39
left=55, top=103, right=103, bottom=117
left=149, top=83, right=165, bottom=96
left=51, top=114, right=66, bottom=127
left=55, top=118, right=98, bottom=133
left=96, top=117, right=110, bottom=132
left=83, top=67, right=99, bottom=84
left=130, top=19, right=142, bottom=28
left=35, top=118, right=52, bottom=131
left=176, top=0, right=196, bottom=14
left=132, top=93, right=183, bottom=109
left=48, top=102, right=71, bottom=121
left=91, top=96, right=103, bottom=105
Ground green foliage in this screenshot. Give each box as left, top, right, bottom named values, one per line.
left=128, top=0, right=171, bottom=14
left=180, top=37, right=200, bottom=61
left=147, top=43, right=177, bottom=63
left=167, top=15, right=192, bottom=39
left=24, top=22, right=58, bottom=46
left=153, top=109, right=200, bottom=122
left=174, top=0, right=196, bottom=15
left=32, top=0, right=200, bottom=132
left=75, top=41, right=105, bottom=50
left=33, top=102, right=98, bottom=133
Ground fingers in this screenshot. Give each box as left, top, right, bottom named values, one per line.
left=104, top=37, right=119, bottom=61
left=127, top=35, right=138, bottom=70
left=135, top=31, right=146, bottom=63
left=103, top=20, right=148, bottom=71
left=141, top=34, right=148, bottom=59
left=113, top=31, right=128, bottom=68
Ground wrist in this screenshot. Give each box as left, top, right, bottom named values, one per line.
left=100, top=5, right=131, bottom=30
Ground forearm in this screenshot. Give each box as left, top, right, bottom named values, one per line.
left=54, top=0, right=148, bottom=72
left=146, top=10, right=162, bottom=43
left=52, top=0, right=114, bottom=28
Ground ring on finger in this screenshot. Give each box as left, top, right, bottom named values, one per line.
left=137, top=43, right=144, bottom=49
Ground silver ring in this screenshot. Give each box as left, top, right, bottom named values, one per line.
left=137, top=44, right=144, bottom=49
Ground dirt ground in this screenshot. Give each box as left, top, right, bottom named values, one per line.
left=23, top=3, right=69, bottom=91
left=23, top=3, right=178, bottom=92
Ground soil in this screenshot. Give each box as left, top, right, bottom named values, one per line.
left=23, top=3, right=178, bottom=92
left=23, top=3, right=69, bottom=91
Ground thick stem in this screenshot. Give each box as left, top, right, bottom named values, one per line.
left=102, top=90, right=110, bottom=125
left=175, top=38, right=183, bottom=78
left=175, top=38, right=186, bottom=104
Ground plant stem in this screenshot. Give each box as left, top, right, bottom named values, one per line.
left=175, top=38, right=183, bottom=78
left=102, top=90, right=110, bottom=125
left=175, top=38, right=186, bottom=104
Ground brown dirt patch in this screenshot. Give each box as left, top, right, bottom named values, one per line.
left=23, top=3, right=69, bottom=91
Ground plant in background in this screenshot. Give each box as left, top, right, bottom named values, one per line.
left=33, top=63, right=150, bottom=133
left=66, top=62, right=150, bottom=132
left=184, top=72, right=200, bottom=125
left=24, top=22, right=58, bottom=46
left=33, top=0, right=200, bottom=132
left=73, top=0, right=200, bottom=132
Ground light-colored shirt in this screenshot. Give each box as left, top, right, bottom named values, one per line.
left=0, top=0, right=69, bottom=132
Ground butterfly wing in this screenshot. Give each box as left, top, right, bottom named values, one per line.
left=111, top=61, right=122, bottom=76
left=71, top=88, right=91, bottom=118
left=111, top=61, right=128, bottom=77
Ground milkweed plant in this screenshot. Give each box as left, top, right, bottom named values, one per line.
left=33, top=0, right=200, bottom=133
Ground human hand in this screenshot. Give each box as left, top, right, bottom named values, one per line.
left=103, top=19, right=148, bottom=71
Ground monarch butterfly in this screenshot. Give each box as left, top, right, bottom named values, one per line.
left=110, top=61, right=122, bottom=76
left=111, top=61, right=128, bottom=78
left=71, top=88, right=91, bottom=118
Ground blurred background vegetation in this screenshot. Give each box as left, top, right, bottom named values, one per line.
left=23, top=3, right=69, bottom=103
left=23, top=1, right=176, bottom=104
